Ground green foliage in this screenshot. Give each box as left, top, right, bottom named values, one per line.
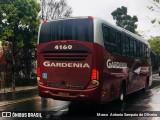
left=0, top=0, right=40, bottom=86
left=148, top=36, right=160, bottom=69
left=148, top=36, right=160, bottom=56
left=111, top=6, right=138, bottom=33
left=0, top=2, right=17, bottom=41
left=153, top=0, right=160, bottom=3
left=0, top=0, right=40, bottom=46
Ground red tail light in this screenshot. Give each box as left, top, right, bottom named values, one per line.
left=87, top=69, right=99, bottom=89
left=88, top=16, right=94, bottom=20
left=37, top=67, right=43, bottom=85
left=42, top=20, right=46, bottom=24
left=37, top=67, right=41, bottom=77
left=91, top=68, right=98, bottom=80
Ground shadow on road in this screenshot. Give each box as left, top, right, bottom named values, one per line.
left=66, top=89, right=151, bottom=117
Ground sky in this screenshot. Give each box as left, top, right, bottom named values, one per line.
left=67, top=0, right=160, bottom=39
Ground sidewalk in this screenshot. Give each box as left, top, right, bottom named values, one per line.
left=0, top=86, right=38, bottom=107
left=0, top=86, right=38, bottom=94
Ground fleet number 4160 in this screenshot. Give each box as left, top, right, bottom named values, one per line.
left=54, top=45, right=72, bottom=50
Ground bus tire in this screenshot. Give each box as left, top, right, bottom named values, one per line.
left=142, top=78, right=149, bottom=92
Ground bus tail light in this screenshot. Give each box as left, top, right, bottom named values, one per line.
left=37, top=67, right=43, bottom=85
left=91, top=68, right=98, bottom=80
left=87, top=69, right=99, bottom=88
left=37, top=68, right=41, bottom=77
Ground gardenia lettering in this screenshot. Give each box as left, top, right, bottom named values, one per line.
left=43, top=61, right=90, bottom=68
left=106, top=59, right=127, bottom=69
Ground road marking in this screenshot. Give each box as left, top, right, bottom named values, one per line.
left=0, top=96, right=40, bottom=107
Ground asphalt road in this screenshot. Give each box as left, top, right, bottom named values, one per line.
left=0, top=74, right=160, bottom=120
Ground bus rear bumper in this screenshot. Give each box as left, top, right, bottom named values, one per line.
left=38, top=84, right=101, bottom=102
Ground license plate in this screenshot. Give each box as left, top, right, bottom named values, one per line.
left=59, top=92, right=69, bottom=96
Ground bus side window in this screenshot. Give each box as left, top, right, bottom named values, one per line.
left=142, top=44, right=145, bottom=58
left=102, top=24, right=117, bottom=54
left=102, top=25, right=110, bottom=50
left=144, top=45, right=147, bottom=58
left=126, top=36, right=130, bottom=57
left=147, top=47, right=150, bottom=58
left=130, top=38, right=134, bottom=57
left=110, top=29, right=116, bottom=44
left=121, top=34, right=126, bottom=56
left=110, top=28, right=117, bottom=53
left=136, top=41, right=140, bottom=58
left=133, top=40, right=137, bottom=57
left=102, top=26, right=110, bottom=43
left=116, top=32, right=121, bottom=55
left=144, top=45, right=148, bottom=58
left=139, top=43, right=142, bottom=58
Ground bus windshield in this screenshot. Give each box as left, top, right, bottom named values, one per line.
left=39, top=18, right=93, bottom=44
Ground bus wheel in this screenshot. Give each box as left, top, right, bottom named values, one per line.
left=142, top=79, right=148, bottom=92
left=119, top=83, right=127, bottom=111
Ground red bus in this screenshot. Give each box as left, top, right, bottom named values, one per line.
left=37, top=16, right=152, bottom=102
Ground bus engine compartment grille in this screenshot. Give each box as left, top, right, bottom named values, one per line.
left=43, top=54, right=88, bottom=61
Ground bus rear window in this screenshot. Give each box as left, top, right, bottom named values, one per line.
left=39, top=18, right=93, bottom=44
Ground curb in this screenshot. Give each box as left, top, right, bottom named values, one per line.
left=0, top=86, right=38, bottom=95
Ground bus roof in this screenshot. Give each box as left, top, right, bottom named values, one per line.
left=41, top=16, right=150, bottom=47
left=42, top=16, right=90, bottom=23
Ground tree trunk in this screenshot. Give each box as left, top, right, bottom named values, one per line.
left=10, top=41, right=16, bottom=91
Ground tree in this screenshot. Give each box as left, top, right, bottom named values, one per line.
left=147, top=0, right=160, bottom=25
left=15, top=0, right=40, bottom=83
left=148, top=36, right=160, bottom=56
left=39, top=0, right=72, bottom=20
left=148, top=36, right=160, bottom=70
left=111, top=6, right=138, bottom=33
left=0, top=0, right=40, bottom=90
